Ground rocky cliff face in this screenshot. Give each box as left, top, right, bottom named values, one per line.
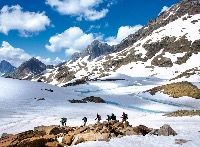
left=69, top=40, right=114, bottom=63
left=8, top=57, right=46, bottom=80
left=0, top=60, right=16, bottom=77
left=36, top=0, right=200, bottom=86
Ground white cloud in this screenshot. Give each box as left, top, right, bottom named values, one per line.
left=106, top=25, right=143, bottom=45
left=87, top=25, right=101, bottom=32
left=0, top=5, right=51, bottom=36
left=36, top=56, right=64, bottom=65
left=0, top=41, right=31, bottom=67
left=158, top=6, right=170, bottom=16
left=45, top=0, right=109, bottom=21
left=45, top=27, right=97, bottom=55
left=0, top=41, right=63, bottom=67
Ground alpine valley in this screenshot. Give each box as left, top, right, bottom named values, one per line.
left=1, top=0, right=200, bottom=147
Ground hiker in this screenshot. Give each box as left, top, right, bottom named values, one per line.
left=60, top=117, right=67, bottom=126
left=121, top=112, right=128, bottom=123
left=111, top=113, right=116, bottom=120
left=106, top=115, right=111, bottom=122
left=95, top=113, right=101, bottom=123
left=82, top=117, right=87, bottom=126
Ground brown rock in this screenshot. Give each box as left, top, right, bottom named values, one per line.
left=113, top=122, right=123, bottom=128
left=73, top=137, right=85, bottom=145
left=34, top=125, right=60, bottom=135
left=62, top=135, right=74, bottom=146
left=123, top=121, right=129, bottom=128
left=72, top=132, right=110, bottom=145
left=45, top=141, right=60, bottom=147
left=79, top=126, right=88, bottom=133
left=133, top=125, right=151, bottom=136
left=125, top=131, right=137, bottom=136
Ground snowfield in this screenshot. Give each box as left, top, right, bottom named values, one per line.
left=0, top=75, right=200, bottom=147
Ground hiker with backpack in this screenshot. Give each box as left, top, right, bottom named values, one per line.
left=121, top=112, right=128, bottom=123
left=106, top=115, right=111, bottom=122
left=111, top=113, right=116, bottom=121
left=95, top=113, right=102, bottom=123
left=82, top=117, right=87, bottom=126
left=60, top=117, right=67, bottom=126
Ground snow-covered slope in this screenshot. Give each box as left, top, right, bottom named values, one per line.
left=1, top=75, right=200, bottom=146
left=35, top=1, right=200, bottom=86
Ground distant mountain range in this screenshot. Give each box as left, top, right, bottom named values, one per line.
left=7, top=58, right=48, bottom=80
left=0, top=60, right=16, bottom=77
left=3, top=0, right=200, bottom=86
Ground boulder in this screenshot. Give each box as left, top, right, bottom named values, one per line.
left=148, top=129, right=159, bottom=136
left=72, top=132, right=110, bottom=145
left=157, top=124, right=177, bottom=136
left=113, top=122, right=123, bottom=128
left=72, top=137, right=85, bottom=145
left=34, top=125, right=60, bottom=135
left=11, top=138, right=49, bottom=147
left=1, top=133, right=13, bottom=139
left=79, top=126, right=89, bottom=133
left=49, top=126, right=72, bottom=135
left=123, top=121, right=129, bottom=128
left=45, top=141, right=60, bottom=147
left=62, top=135, right=74, bottom=145
left=82, top=96, right=106, bottom=103
left=133, top=125, right=152, bottom=136
left=125, top=130, right=137, bottom=136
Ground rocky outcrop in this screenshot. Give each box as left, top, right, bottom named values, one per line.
left=164, top=110, right=200, bottom=117
left=146, top=81, right=200, bottom=98
left=68, top=96, right=106, bottom=103
left=0, top=122, right=177, bottom=146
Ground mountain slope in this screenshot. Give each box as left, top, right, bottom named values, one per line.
left=0, top=60, right=16, bottom=77
left=8, top=57, right=46, bottom=80
left=36, top=0, right=200, bottom=86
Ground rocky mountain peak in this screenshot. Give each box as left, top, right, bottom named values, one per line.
left=0, top=60, right=16, bottom=77
left=8, top=57, right=46, bottom=80
left=69, top=40, right=114, bottom=62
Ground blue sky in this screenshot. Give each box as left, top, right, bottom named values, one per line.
left=0, top=0, right=180, bottom=67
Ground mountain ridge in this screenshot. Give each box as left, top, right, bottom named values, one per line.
left=8, top=57, right=47, bottom=80
left=25, top=1, right=200, bottom=86
left=0, top=60, right=16, bottom=77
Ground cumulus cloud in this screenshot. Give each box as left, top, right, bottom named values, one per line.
left=106, top=25, right=143, bottom=45
left=0, top=41, right=31, bottom=67
left=45, top=27, right=97, bottom=55
left=45, top=0, right=109, bottom=21
left=0, top=5, right=51, bottom=36
left=158, top=6, right=170, bottom=16
left=0, top=41, right=63, bottom=67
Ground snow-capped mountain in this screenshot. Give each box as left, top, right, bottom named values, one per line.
left=35, top=0, right=200, bottom=86
left=8, top=57, right=47, bottom=80
left=0, top=60, right=16, bottom=77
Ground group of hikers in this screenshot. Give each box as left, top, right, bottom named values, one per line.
left=60, top=112, right=128, bottom=126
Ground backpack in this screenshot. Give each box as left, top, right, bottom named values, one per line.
left=125, top=114, right=128, bottom=119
